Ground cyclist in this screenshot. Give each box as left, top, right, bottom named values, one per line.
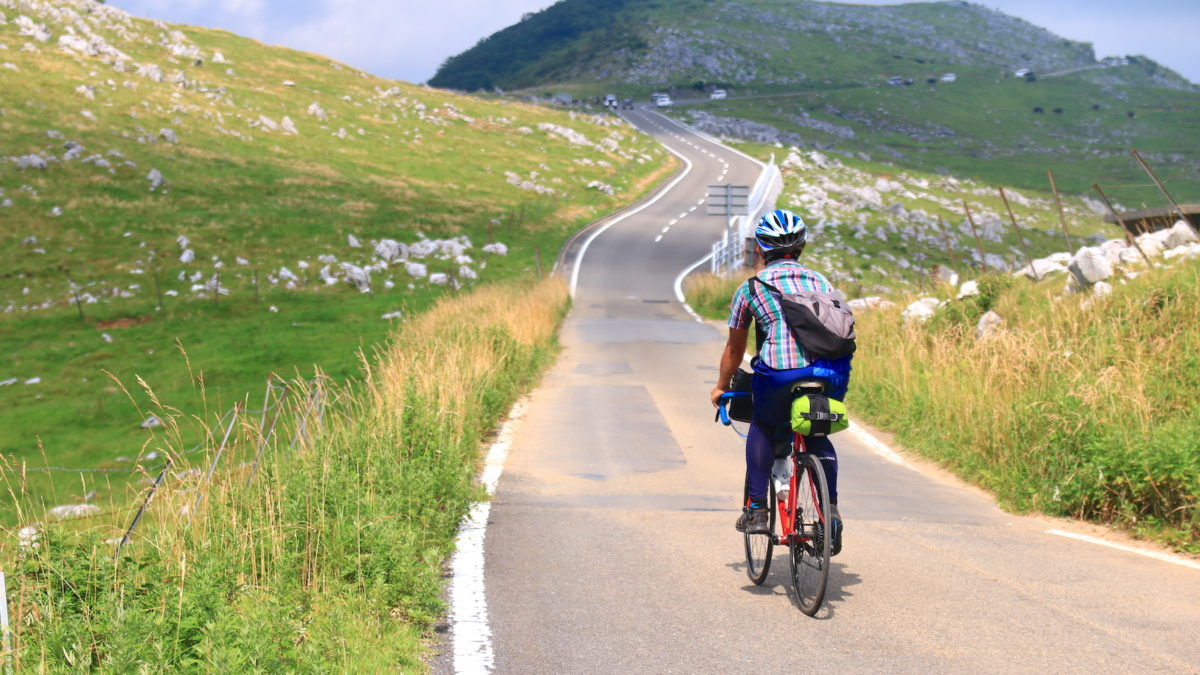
left=709, top=209, right=849, bottom=553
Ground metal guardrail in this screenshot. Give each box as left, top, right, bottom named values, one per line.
left=711, top=156, right=783, bottom=275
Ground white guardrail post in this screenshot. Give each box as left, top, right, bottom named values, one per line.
left=711, top=154, right=782, bottom=276
left=1, top=569, right=12, bottom=674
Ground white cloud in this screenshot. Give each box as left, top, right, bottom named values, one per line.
left=275, top=0, right=551, bottom=83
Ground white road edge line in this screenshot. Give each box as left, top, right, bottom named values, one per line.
left=450, top=399, right=529, bottom=674
left=673, top=252, right=713, bottom=323
left=569, top=140, right=694, bottom=297
left=1046, top=529, right=1200, bottom=571
left=847, top=422, right=917, bottom=471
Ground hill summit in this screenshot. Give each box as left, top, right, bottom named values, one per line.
left=430, top=0, right=1192, bottom=93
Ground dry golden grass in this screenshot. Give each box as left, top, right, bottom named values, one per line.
left=852, top=264, right=1200, bottom=548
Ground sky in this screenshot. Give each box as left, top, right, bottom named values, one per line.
left=106, top=0, right=1200, bottom=86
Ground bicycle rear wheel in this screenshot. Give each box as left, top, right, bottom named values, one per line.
left=743, top=480, right=776, bottom=585
left=789, top=453, right=831, bottom=615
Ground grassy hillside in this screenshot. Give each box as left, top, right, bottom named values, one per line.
left=0, top=0, right=671, bottom=517
left=434, top=0, right=1199, bottom=208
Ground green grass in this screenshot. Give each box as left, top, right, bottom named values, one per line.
left=3, top=277, right=572, bottom=670
left=688, top=71, right=1200, bottom=206
left=0, top=9, right=673, bottom=516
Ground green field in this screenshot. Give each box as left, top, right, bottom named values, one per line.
left=0, top=6, right=672, bottom=517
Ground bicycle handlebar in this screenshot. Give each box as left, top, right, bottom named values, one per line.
left=714, top=391, right=749, bottom=426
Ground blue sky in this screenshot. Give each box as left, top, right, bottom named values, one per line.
left=107, top=0, right=1200, bottom=86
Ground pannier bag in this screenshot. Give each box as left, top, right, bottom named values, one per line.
left=749, top=277, right=856, bottom=359
left=791, top=394, right=849, bottom=436
left=727, top=368, right=754, bottom=423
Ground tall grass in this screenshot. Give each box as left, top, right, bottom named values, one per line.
left=0, top=277, right=569, bottom=670
left=852, top=264, right=1200, bottom=550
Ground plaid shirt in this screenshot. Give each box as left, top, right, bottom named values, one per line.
left=728, top=259, right=833, bottom=370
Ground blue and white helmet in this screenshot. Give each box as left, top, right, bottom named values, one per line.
left=755, top=209, right=807, bottom=253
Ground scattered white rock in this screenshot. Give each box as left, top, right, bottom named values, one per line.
left=901, top=298, right=939, bottom=323
left=280, top=116, right=298, bottom=135
left=1068, top=246, right=1113, bottom=286
left=159, top=128, right=178, bottom=143
left=49, top=504, right=101, bottom=520
left=956, top=280, right=980, bottom=299
left=429, top=273, right=450, bottom=285
left=147, top=168, right=165, bottom=191
left=269, top=305, right=279, bottom=312
left=101, top=333, right=113, bottom=343
left=24, top=376, right=41, bottom=384
left=347, top=234, right=361, bottom=248
left=1164, top=220, right=1199, bottom=249
left=307, top=102, right=328, bottom=121
left=180, top=248, right=195, bottom=263
left=380, top=311, right=403, bottom=320
left=482, top=242, right=508, bottom=255
left=975, top=311, right=1004, bottom=340
left=0, top=378, right=17, bottom=386
left=1092, top=281, right=1113, bottom=298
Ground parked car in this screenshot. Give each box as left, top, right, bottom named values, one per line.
left=622, top=97, right=633, bottom=110
left=604, top=94, right=618, bottom=110
left=655, top=95, right=672, bottom=107
left=710, top=89, right=727, bottom=100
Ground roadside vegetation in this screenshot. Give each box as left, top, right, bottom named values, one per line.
left=852, top=260, right=1200, bottom=551
left=3, top=277, right=570, bottom=670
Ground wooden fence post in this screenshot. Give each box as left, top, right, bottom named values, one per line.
left=997, top=186, right=1037, bottom=279
left=1092, top=183, right=1154, bottom=267
left=961, top=200, right=989, bottom=273
left=1047, top=169, right=1075, bottom=253
left=1130, top=149, right=1197, bottom=236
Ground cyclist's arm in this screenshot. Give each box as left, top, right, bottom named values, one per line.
left=710, top=326, right=749, bottom=407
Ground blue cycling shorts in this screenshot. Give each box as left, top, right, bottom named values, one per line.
left=750, top=355, right=851, bottom=427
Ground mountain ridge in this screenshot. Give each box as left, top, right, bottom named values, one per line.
left=431, top=0, right=1194, bottom=93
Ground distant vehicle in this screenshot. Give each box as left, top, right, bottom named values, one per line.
left=604, top=94, right=618, bottom=110
left=887, top=76, right=904, bottom=86
left=710, top=89, right=727, bottom=100
left=622, top=97, right=633, bottom=110
left=655, top=95, right=673, bottom=107
left=940, top=72, right=956, bottom=83
left=1014, top=68, right=1032, bottom=78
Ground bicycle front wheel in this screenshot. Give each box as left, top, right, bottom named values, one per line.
left=744, top=480, right=776, bottom=585
left=790, top=452, right=831, bottom=615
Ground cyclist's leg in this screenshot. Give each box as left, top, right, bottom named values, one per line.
left=745, top=421, right=774, bottom=504
left=805, top=434, right=843, bottom=554
left=804, top=435, right=838, bottom=504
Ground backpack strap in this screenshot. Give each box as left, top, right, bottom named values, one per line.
left=746, top=277, right=771, bottom=358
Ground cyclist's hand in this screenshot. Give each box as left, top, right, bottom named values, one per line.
left=710, top=386, right=727, bottom=408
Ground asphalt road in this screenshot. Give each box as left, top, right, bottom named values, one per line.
left=441, top=108, right=1200, bottom=673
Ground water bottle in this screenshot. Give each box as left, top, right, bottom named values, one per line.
left=772, top=457, right=792, bottom=504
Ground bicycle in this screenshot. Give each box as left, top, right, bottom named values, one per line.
left=717, top=385, right=832, bottom=616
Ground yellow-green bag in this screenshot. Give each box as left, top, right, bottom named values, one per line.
left=791, top=394, right=849, bottom=436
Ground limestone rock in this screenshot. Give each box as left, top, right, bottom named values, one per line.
left=901, top=298, right=939, bottom=323
left=975, top=311, right=1003, bottom=340
left=1068, top=247, right=1113, bottom=285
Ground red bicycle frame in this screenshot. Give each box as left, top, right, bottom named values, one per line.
left=775, top=432, right=825, bottom=546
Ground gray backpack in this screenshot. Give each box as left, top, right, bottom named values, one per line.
left=749, top=277, right=857, bottom=359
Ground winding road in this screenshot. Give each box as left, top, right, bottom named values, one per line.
left=438, top=107, right=1200, bottom=673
